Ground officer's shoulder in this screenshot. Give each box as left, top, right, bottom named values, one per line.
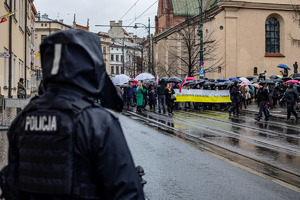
left=84, top=105, right=119, bottom=120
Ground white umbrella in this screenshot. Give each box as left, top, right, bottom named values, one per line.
left=112, top=74, right=131, bottom=85
left=135, top=72, right=155, bottom=81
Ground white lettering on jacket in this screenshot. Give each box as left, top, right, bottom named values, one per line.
left=25, top=115, right=57, bottom=131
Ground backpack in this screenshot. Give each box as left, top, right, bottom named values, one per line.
left=0, top=96, right=97, bottom=199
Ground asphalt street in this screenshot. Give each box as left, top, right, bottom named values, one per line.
left=118, top=110, right=300, bottom=200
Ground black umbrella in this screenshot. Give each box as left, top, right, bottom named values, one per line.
left=273, top=79, right=283, bottom=83
left=265, top=80, right=275, bottom=85
left=203, top=81, right=215, bottom=86
left=269, top=75, right=278, bottom=79
left=183, top=80, right=196, bottom=86
left=281, top=77, right=292, bottom=81
left=193, top=80, right=205, bottom=88
left=294, top=77, right=300, bottom=81
left=207, top=79, right=215, bottom=82
left=290, top=73, right=300, bottom=79
left=215, top=82, right=226, bottom=87
left=167, top=77, right=182, bottom=83
left=246, top=76, right=256, bottom=81
left=120, top=84, right=130, bottom=88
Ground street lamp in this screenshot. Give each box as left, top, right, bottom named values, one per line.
left=197, top=0, right=204, bottom=78
left=134, top=18, right=151, bottom=73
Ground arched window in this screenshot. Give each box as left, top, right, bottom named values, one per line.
left=265, top=17, right=280, bottom=53
left=254, top=67, right=258, bottom=75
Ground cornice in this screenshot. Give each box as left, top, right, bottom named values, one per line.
left=218, top=1, right=296, bottom=11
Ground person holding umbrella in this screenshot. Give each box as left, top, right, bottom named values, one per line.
left=280, top=81, right=300, bottom=122
left=255, top=82, right=270, bottom=121
left=228, top=81, right=241, bottom=116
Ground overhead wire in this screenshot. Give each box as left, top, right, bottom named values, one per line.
left=119, top=0, right=140, bottom=20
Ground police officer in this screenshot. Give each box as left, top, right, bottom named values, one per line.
left=280, top=81, right=300, bottom=122
left=4, top=29, right=145, bottom=199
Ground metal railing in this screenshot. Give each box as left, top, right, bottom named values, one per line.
left=1, top=98, right=31, bottom=126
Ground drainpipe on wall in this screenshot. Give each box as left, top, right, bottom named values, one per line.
left=8, top=0, right=12, bottom=98
left=24, top=0, right=28, bottom=95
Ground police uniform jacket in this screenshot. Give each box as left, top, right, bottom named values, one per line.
left=6, top=29, right=144, bottom=200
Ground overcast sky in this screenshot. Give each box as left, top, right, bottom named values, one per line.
left=34, top=0, right=158, bottom=37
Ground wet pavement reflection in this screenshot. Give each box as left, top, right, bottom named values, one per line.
left=124, top=108, right=300, bottom=187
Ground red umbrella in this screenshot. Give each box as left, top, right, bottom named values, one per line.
left=131, top=78, right=138, bottom=85
left=286, top=80, right=299, bottom=84
left=185, top=77, right=197, bottom=82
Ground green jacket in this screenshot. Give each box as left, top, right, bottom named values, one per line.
left=136, top=88, right=146, bottom=106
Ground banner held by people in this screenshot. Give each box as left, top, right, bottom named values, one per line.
left=174, top=89, right=231, bottom=103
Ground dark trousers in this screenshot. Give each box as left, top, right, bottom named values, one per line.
left=167, top=100, right=174, bottom=113
left=229, top=102, right=239, bottom=115
left=143, top=97, right=147, bottom=108
left=149, top=99, right=156, bottom=110
left=158, top=95, right=166, bottom=112
left=257, top=101, right=269, bottom=119
left=287, top=102, right=298, bottom=119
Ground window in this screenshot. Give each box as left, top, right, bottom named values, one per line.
left=4, top=48, right=9, bottom=87
left=116, top=55, right=119, bottom=62
left=12, top=54, right=17, bottom=89
left=121, top=55, right=123, bottom=62
left=103, top=47, right=106, bottom=55
left=116, top=66, right=119, bottom=74
left=19, top=0, right=24, bottom=29
left=265, top=17, right=280, bottom=53
left=19, top=59, right=24, bottom=80
left=254, top=67, right=258, bottom=75
left=218, top=66, right=221, bottom=73
left=41, top=35, right=47, bottom=43
left=121, top=67, right=124, bottom=74
left=45, top=23, right=47, bottom=26
left=110, top=66, right=114, bottom=74
left=41, top=23, right=43, bottom=26
left=111, top=55, right=114, bottom=61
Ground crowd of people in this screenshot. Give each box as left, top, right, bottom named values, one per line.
left=118, top=77, right=300, bottom=121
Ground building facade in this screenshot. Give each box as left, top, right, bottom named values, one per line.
left=34, top=13, right=72, bottom=80
left=148, top=0, right=300, bottom=79
left=0, top=0, right=36, bottom=97
left=108, top=20, right=142, bottom=77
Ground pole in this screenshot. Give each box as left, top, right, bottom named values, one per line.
left=148, top=18, right=151, bottom=73
left=199, top=0, right=204, bottom=78
left=8, top=0, right=12, bottom=98
left=122, top=37, right=125, bottom=74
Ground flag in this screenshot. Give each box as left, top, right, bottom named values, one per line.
left=0, top=10, right=17, bottom=24
left=35, top=53, right=40, bottom=58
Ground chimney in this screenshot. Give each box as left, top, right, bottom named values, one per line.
left=59, top=19, right=63, bottom=23
left=42, top=13, right=48, bottom=19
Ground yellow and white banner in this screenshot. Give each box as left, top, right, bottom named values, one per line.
left=174, top=89, right=231, bottom=103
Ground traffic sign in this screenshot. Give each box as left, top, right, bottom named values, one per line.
left=200, top=61, right=204, bottom=66
left=199, top=69, right=204, bottom=75
left=0, top=53, right=10, bottom=58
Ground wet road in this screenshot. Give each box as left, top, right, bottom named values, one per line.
left=122, top=108, right=300, bottom=189
left=118, top=112, right=300, bottom=199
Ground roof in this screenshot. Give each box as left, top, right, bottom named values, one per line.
left=172, top=0, right=219, bottom=16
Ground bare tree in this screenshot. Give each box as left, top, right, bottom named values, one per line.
left=290, top=1, right=300, bottom=47
left=165, top=16, right=224, bottom=77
